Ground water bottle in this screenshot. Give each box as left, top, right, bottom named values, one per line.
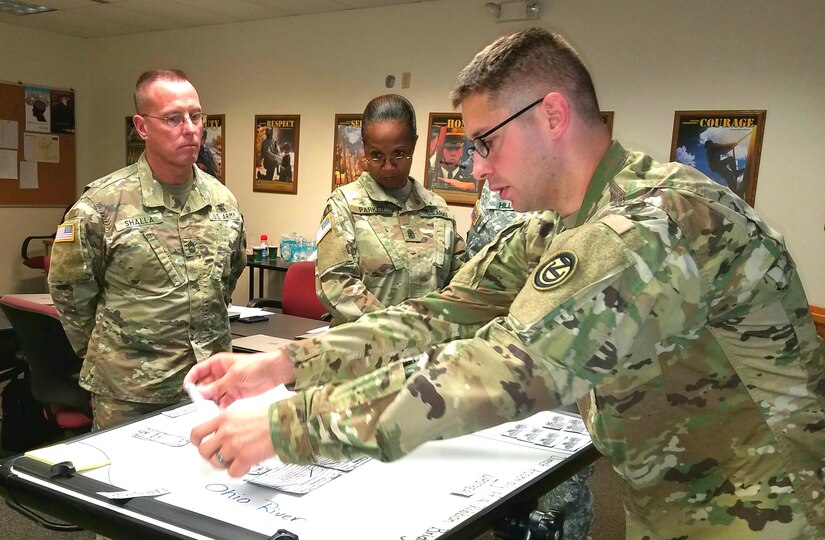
left=295, top=235, right=308, bottom=261
left=259, top=234, right=269, bottom=260
left=279, top=234, right=290, bottom=262
left=305, top=240, right=317, bottom=261
left=281, top=232, right=300, bottom=262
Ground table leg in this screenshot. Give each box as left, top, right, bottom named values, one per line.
left=248, top=266, right=254, bottom=302
left=258, top=267, right=265, bottom=298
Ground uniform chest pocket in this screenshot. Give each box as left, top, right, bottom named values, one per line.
left=355, top=213, right=405, bottom=276
left=141, top=228, right=185, bottom=287
left=404, top=215, right=452, bottom=269
left=109, top=227, right=184, bottom=294
left=207, top=218, right=242, bottom=281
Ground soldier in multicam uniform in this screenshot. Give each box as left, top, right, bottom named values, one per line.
left=467, top=179, right=534, bottom=257
left=469, top=181, right=595, bottom=539
left=49, top=70, right=246, bottom=430
left=315, top=94, right=465, bottom=326
left=189, top=29, right=825, bottom=539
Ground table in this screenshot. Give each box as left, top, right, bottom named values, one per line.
left=245, top=258, right=291, bottom=302
left=0, top=312, right=599, bottom=539
left=0, top=407, right=598, bottom=539
left=230, top=312, right=326, bottom=339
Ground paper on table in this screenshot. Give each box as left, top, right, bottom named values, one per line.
left=231, top=334, right=294, bottom=353
left=293, top=325, right=329, bottom=340
left=228, top=306, right=273, bottom=319
left=25, top=443, right=110, bottom=471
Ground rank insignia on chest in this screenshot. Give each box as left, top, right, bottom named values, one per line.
left=471, top=201, right=480, bottom=226
left=405, top=227, right=423, bottom=242
left=533, top=251, right=577, bottom=291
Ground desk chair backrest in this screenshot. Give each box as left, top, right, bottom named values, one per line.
left=21, top=234, right=54, bottom=270
left=0, top=295, right=92, bottom=430
left=282, top=261, right=329, bottom=320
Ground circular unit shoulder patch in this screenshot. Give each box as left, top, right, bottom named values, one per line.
left=533, top=251, right=578, bottom=291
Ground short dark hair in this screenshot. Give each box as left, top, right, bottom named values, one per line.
left=134, top=69, right=190, bottom=113
left=361, top=94, right=417, bottom=141
left=451, top=28, right=601, bottom=126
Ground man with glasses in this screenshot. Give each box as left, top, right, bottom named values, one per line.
left=188, top=29, right=824, bottom=539
left=314, top=94, right=465, bottom=326
left=50, top=70, right=246, bottom=430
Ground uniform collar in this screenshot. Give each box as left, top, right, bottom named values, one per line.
left=358, top=172, right=432, bottom=211
left=137, top=153, right=211, bottom=213
left=572, top=140, right=630, bottom=228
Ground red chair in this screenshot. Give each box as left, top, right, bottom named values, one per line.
left=20, top=234, right=54, bottom=270
left=248, top=261, right=330, bottom=321
left=21, top=206, right=72, bottom=271
left=0, top=295, right=92, bottom=435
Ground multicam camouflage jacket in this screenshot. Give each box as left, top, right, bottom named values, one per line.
left=466, top=180, right=538, bottom=258
left=269, top=141, right=825, bottom=537
left=49, top=154, right=246, bottom=404
left=315, top=172, right=465, bottom=325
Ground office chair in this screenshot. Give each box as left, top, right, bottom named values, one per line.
left=0, top=295, right=92, bottom=435
left=248, top=261, right=331, bottom=321
left=20, top=234, right=54, bottom=270
left=20, top=205, right=72, bottom=271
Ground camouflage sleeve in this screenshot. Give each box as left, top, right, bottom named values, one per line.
left=283, top=217, right=543, bottom=389
left=270, top=210, right=697, bottom=463
left=47, top=199, right=104, bottom=357
left=224, top=211, right=246, bottom=304
left=315, top=195, right=387, bottom=324
left=447, top=227, right=467, bottom=282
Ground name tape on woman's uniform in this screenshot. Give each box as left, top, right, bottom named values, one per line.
left=533, top=250, right=578, bottom=291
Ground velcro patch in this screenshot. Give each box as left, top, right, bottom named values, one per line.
left=599, top=214, right=634, bottom=236
left=54, top=223, right=75, bottom=242
left=533, top=251, right=577, bottom=291
left=114, top=213, right=163, bottom=231
left=471, top=201, right=481, bottom=226
left=316, top=212, right=333, bottom=243
left=209, top=210, right=240, bottom=221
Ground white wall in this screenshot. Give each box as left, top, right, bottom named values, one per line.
left=2, top=0, right=824, bottom=305
left=0, top=23, right=89, bottom=294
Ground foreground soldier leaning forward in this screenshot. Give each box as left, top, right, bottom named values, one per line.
left=187, top=28, right=825, bottom=539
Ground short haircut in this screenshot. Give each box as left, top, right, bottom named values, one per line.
left=134, top=69, right=190, bottom=113
left=451, top=28, right=601, bottom=125
left=361, top=94, right=417, bottom=141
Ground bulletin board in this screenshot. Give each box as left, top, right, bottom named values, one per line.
left=0, top=81, right=76, bottom=207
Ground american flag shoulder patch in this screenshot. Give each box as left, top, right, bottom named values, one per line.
left=316, top=213, right=333, bottom=243
left=54, top=223, right=75, bottom=242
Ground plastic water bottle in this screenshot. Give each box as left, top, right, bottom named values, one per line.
left=280, top=232, right=300, bottom=262
left=259, top=234, right=269, bottom=260
left=279, top=234, right=289, bottom=262
left=295, top=235, right=307, bottom=261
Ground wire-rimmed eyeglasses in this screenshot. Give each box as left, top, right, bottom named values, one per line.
left=365, top=151, right=413, bottom=166
left=140, top=111, right=206, bottom=129
left=468, top=98, right=544, bottom=158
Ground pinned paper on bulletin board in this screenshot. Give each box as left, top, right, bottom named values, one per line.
left=0, top=80, right=76, bottom=206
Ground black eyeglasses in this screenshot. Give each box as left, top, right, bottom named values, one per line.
left=140, top=111, right=206, bottom=129
left=468, top=98, right=543, bottom=158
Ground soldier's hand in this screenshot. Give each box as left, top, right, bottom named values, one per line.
left=190, top=406, right=275, bottom=477
left=184, top=351, right=294, bottom=408
left=438, top=176, right=475, bottom=191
